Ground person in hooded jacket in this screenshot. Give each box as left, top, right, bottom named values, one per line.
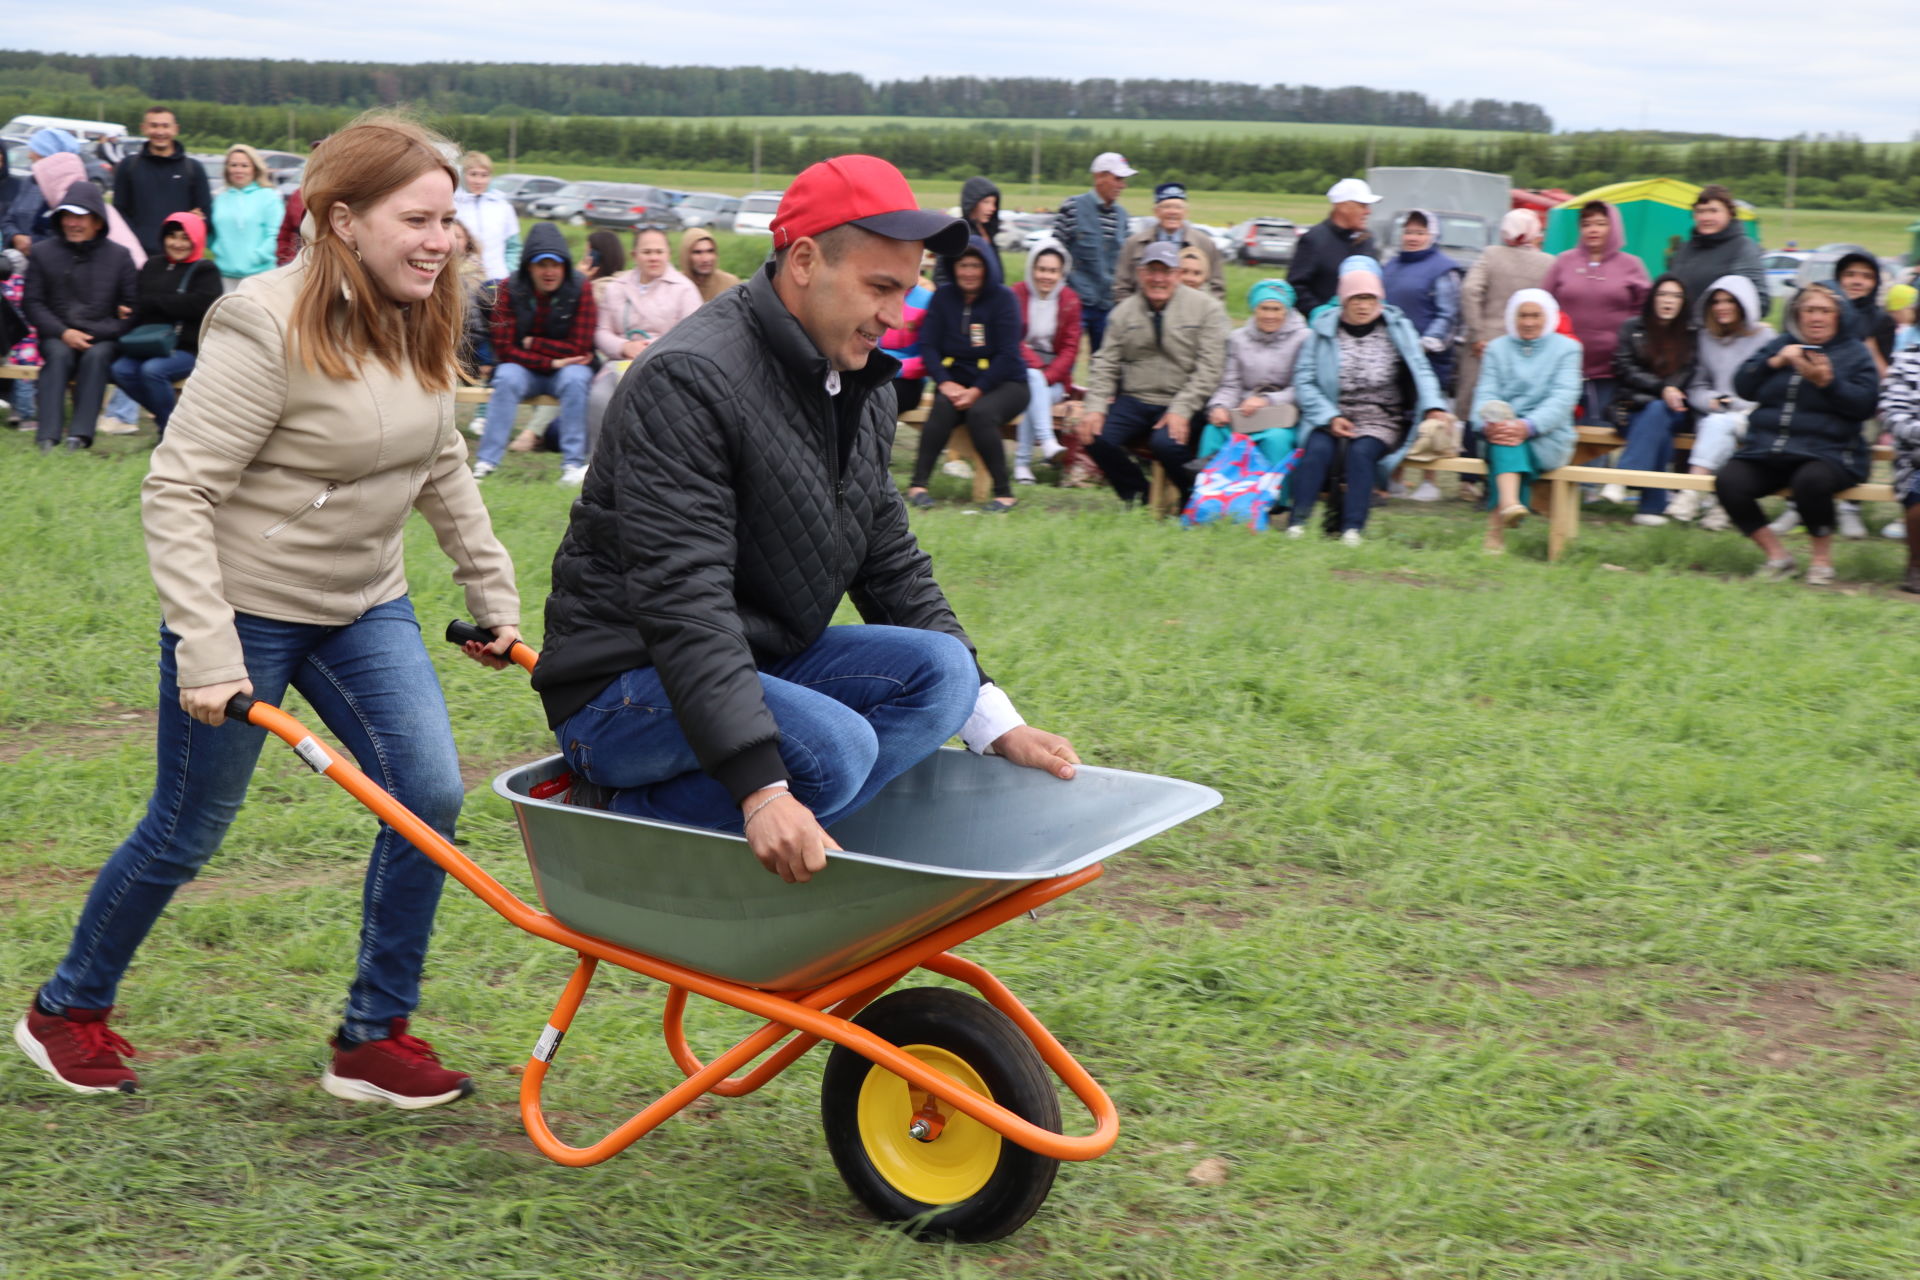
left=32, top=148, right=146, bottom=269
left=0, top=144, right=42, bottom=253
left=473, top=221, right=597, bottom=485
left=1878, top=338, right=1920, bottom=591
left=1600, top=274, right=1696, bottom=521
left=1665, top=185, right=1768, bottom=321
left=677, top=226, right=740, bottom=304
left=1669, top=274, right=1775, bottom=527
left=108, top=212, right=220, bottom=438
left=1010, top=238, right=1080, bottom=482
left=8, top=129, right=91, bottom=252
left=211, top=145, right=285, bottom=292
left=1471, top=288, right=1582, bottom=552
left=905, top=235, right=1026, bottom=511
left=23, top=181, right=137, bottom=452
left=1715, top=282, right=1878, bottom=585
left=1383, top=210, right=1463, bottom=390
left=1542, top=200, right=1649, bottom=424
left=584, top=225, right=703, bottom=456
left=1833, top=250, right=1895, bottom=373
left=1288, top=256, right=1451, bottom=543
left=933, top=178, right=1002, bottom=288
left=1201, top=277, right=1307, bottom=471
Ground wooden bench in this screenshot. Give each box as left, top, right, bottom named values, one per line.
left=897, top=402, right=1179, bottom=515
left=1570, top=423, right=1892, bottom=465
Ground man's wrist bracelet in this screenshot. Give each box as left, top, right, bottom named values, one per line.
left=742, top=791, right=789, bottom=830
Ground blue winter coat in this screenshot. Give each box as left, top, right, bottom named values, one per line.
left=1293, top=302, right=1449, bottom=484
left=1471, top=332, right=1582, bottom=472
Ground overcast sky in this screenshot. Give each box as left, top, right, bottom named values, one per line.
left=10, top=1, right=1918, bottom=139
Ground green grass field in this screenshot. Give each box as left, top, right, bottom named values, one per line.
left=5, top=414, right=1920, bottom=1278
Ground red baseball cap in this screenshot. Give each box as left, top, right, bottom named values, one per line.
left=771, top=155, right=968, bottom=256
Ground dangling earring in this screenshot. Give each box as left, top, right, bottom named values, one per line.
left=342, top=240, right=358, bottom=302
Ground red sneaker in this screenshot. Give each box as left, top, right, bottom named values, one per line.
left=321, top=1018, right=473, bottom=1110
left=14, top=1003, right=138, bottom=1094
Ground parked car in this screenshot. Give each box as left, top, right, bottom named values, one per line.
left=582, top=184, right=679, bottom=232
left=1760, top=250, right=1807, bottom=302
left=496, top=174, right=568, bottom=215
left=995, top=211, right=1057, bottom=254
left=732, top=190, right=785, bottom=237
left=527, top=182, right=615, bottom=224
left=1228, top=217, right=1300, bottom=266
left=251, top=149, right=306, bottom=194
left=711, top=197, right=743, bottom=233
left=190, top=152, right=228, bottom=197
left=675, top=192, right=738, bottom=229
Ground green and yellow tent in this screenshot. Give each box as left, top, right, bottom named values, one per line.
left=1544, top=178, right=1762, bottom=281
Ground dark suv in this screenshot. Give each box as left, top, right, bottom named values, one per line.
left=583, top=184, right=680, bottom=232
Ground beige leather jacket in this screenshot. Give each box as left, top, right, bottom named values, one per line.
left=142, top=263, right=519, bottom=688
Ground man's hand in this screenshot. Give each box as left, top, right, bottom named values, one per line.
left=991, top=725, right=1079, bottom=780
left=460, top=624, right=523, bottom=671
left=1075, top=410, right=1104, bottom=443
left=180, top=677, right=254, bottom=727
left=1157, top=412, right=1190, bottom=446
left=1329, top=415, right=1357, bottom=438
left=741, top=788, right=840, bottom=883
left=62, top=328, right=93, bottom=351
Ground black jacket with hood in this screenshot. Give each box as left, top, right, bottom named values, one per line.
left=933, top=177, right=1003, bottom=288
left=113, top=141, right=215, bottom=256
left=919, top=234, right=1025, bottom=395
left=533, top=263, right=983, bottom=802
left=1732, top=281, right=1879, bottom=481
left=1666, top=222, right=1769, bottom=318
left=1608, top=274, right=1698, bottom=429
left=22, top=181, right=137, bottom=342
left=1833, top=250, right=1896, bottom=362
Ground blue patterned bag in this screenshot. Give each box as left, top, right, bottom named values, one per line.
left=1180, top=434, right=1297, bottom=531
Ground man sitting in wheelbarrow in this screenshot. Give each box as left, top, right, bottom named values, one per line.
left=531, top=156, right=1080, bottom=883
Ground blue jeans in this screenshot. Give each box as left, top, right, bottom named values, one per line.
left=1086, top=395, right=1196, bottom=505
left=1083, top=307, right=1110, bottom=354
left=1581, top=378, right=1615, bottom=427
left=1288, top=430, right=1391, bottom=533
left=110, top=350, right=198, bottom=433
left=478, top=362, right=592, bottom=468
left=556, top=625, right=979, bottom=830
left=1618, top=400, right=1688, bottom=514
left=40, top=597, right=464, bottom=1042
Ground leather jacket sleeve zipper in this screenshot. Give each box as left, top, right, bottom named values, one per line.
left=262, top=483, right=338, bottom=538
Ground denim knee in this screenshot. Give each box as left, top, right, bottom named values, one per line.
left=919, top=629, right=981, bottom=735
left=786, top=707, right=880, bottom=816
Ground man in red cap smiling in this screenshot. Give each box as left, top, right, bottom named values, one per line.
left=531, top=156, right=1081, bottom=883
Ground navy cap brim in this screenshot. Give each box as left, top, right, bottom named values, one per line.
left=851, top=209, right=970, bottom=257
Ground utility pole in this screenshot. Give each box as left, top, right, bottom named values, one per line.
left=508, top=119, right=518, bottom=168
left=1364, top=136, right=1376, bottom=170
left=1783, top=140, right=1797, bottom=243
left=287, top=106, right=296, bottom=150
left=1031, top=128, right=1041, bottom=195
left=753, top=131, right=763, bottom=184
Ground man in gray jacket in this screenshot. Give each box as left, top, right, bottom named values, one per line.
left=1075, top=242, right=1231, bottom=505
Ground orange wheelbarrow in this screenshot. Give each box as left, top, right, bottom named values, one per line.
left=228, top=622, right=1220, bottom=1241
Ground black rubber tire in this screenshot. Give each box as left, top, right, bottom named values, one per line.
left=820, top=987, right=1062, bottom=1242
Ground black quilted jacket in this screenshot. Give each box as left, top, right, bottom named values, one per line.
left=532, top=264, right=979, bottom=802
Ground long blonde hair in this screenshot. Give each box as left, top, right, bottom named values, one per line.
left=224, top=144, right=271, bottom=190
left=289, top=112, right=463, bottom=392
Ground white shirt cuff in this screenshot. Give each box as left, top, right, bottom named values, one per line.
left=960, top=682, right=1024, bottom=755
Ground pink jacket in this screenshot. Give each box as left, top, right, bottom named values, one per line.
left=1541, top=202, right=1646, bottom=381
left=593, top=266, right=701, bottom=358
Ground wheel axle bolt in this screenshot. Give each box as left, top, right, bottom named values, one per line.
left=908, top=1119, right=933, bottom=1141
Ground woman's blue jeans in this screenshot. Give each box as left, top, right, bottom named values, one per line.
left=556, top=625, right=980, bottom=831
left=40, top=597, right=464, bottom=1043
left=110, top=350, right=197, bottom=433
left=1287, top=429, right=1390, bottom=533
left=1619, top=400, right=1688, bottom=514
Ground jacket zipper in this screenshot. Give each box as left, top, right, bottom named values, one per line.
left=262, top=483, right=338, bottom=538
left=1773, top=369, right=1799, bottom=453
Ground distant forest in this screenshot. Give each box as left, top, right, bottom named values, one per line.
left=0, top=51, right=1554, bottom=133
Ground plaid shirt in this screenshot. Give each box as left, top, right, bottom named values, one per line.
left=491, top=277, right=597, bottom=374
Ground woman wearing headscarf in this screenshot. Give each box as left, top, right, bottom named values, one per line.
left=108, top=211, right=220, bottom=439
left=1202, top=278, right=1307, bottom=471
left=210, top=144, right=285, bottom=292
left=1598, top=274, right=1695, bottom=523
left=1542, top=200, right=1650, bottom=424
left=1288, top=256, right=1451, bottom=544
left=1449, top=209, right=1553, bottom=473
left=1471, top=288, right=1582, bottom=552
left=1670, top=274, right=1774, bottom=527
left=1009, top=238, right=1080, bottom=482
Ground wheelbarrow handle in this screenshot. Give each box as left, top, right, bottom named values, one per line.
left=444, top=619, right=539, bottom=673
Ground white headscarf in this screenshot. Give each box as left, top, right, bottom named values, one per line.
left=1504, top=287, right=1560, bottom=341
left=1499, top=208, right=1542, bottom=247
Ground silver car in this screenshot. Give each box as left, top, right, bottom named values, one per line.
left=528, top=182, right=614, bottom=225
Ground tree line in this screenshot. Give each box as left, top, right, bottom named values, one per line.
left=0, top=50, right=1552, bottom=133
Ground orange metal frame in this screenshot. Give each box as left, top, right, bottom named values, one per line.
left=238, top=637, right=1118, bottom=1170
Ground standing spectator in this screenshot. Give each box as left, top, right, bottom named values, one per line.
left=1113, top=182, right=1226, bottom=302
left=1671, top=275, right=1774, bottom=528
left=1287, top=256, right=1451, bottom=544
left=1288, top=178, right=1382, bottom=317
left=210, top=146, right=284, bottom=293
left=2, top=141, right=45, bottom=253
left=1202, top=278, right=1307, bottom=471
left=1384, top=209, right=1464, bottom=500
left=1598, top=275, right=1695, bottom=523
left=1049, top=152, right=1134, bottom=352
left=22, top=182, right=136, bottom=452
left=584, top=225, right=702, bottom=456
left=1715, top=283, right=1878, bottom=585
left=677, top=227, right=740, bottom=304
left=1471, top=289, right=1582, bottom=553
left=1880, top=339, right=1920, bottom=591
left=880, top=251, right=936, bottom=414
left=112, top=106, right=212, bottom=257
left=1833, top=250, right=1895, bottom=373
left=453, top=151, right=520, bottom=283
left=472, top=222, right=596, bottom=485
left=1665, top=185, right=1768, bottom=320
left=276, top=187, right=307, bottom=266
left=1454, top=209, right=1552, bottom=427
left=1542, top=200, right=1650, bottom=424
left=1074, top=241, right=1231, bottom=508
left=933, top=177, right=1003, bottom=288
left=1009, top=238, right=1079, bottom=483
left=904, top=236, right=1026, bottom=511
left=108, top=212, right=219, bottom=440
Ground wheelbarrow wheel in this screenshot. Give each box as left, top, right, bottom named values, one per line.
left=820, top=987, right=1061, bottom=1243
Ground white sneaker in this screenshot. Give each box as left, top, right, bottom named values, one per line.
left=466, top=412, right=486, bottom=438
left=1666, top=488, right=1701, bottom=522
left=558, top=464, right=589, bottom=487
left=470, top=459, right=495, bottom=480
left=1410, top=482, right=1442, bottom=502
left=1837, top=505, right=1867, bottom=540
left=1699, top=502, right=1732, bottom=532
left=1599, top=483, right=1628, bottom=505
left=1881, top=519, right=1907, bottom=541
left=1013, top=464, right=1036, bottom=484
left=1386, top=478, right=1409, bottom=498
left=95, top=417, right=140, bottom=436
left=1340, top=529, right=1363, bottom=547
left=1767, top=507, right=1802, bottom=535
left=1040, top=440, right=1065, bottom=462
left=1285, top=525, right=1306, bottom=540
left=1631, top=513, right=1669, bottom=527
left=941, top=459, right=974, bottom=480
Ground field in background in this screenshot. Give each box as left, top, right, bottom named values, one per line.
left=610, top=115, right=1525, bottom=144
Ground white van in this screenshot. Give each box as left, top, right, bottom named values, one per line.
left=1, top=114, right=129, bottom=146
left=732, top=190, right=785, bottom=237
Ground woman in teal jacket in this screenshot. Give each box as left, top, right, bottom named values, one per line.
left=1472, top=287, right=1581, bottom=552
left=1290, top=256, right=1451, bottom=542
left=210, top=144, right=285, bottom=291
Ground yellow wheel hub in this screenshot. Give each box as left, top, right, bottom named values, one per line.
left=855, top=1043, right=1001, bottom=1204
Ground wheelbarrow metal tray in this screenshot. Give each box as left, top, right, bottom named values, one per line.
left=496, top=748, right=1221, bottom=990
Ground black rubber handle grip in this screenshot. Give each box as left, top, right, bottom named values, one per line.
left=225, top=693, right=257, bottom=723
left=445, top=619, right=497, bottom=648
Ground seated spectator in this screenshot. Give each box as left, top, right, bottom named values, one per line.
left=1202, top=278, right=1306, bottom=471
left=1471, top=289, right=1581, bottom=553
left=1288, top=178, right=1381, bottom=316
left=471, top=222, right=597, bottom=486
left=108, top=212, right=218, bottom=440
left=454, top=151, right=520, bottom=282
left=1598, top=275, right=1695, bottom=523
left=1075, top=241, right=1231, bottom=507
left=1009, top=239, right=1079, bottom=483
left=1114, top=182, right=1225, bottom=303
left=677, top=227, right=740, bottom=303
left=1666, top=184, right=1767, bottom=321
left=880, top=251, right=935, bottom=414
left=904, top=236, right=1026, bottom=511
left=1880, top=338, right=1920, bottom=591
left=933, top=178, right=1002, bottom=287
left=22, top=181, right=137, bottom=452
left=210, top=145, right=284, bottom=293
left=1177, top=246, right=1210, bottom=291
left=1, top=248, right=42, bottom=430
left=1542, top=200, right=1648, bottom=425
left=585, top=225, right=702, bottom=455
left=1670, top=275, right=1774, bottom=529
left=1714, top=283, right=1878, bottom=585
left=583, top=229, right=625, bottom=283
left=1287, top=256, right=1450, bottom=543
left=448, top=221, right=497, bottom=385
left=1833, top=250, right=1895, bottom=373
left=31, top=144, right=145, bottom=267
